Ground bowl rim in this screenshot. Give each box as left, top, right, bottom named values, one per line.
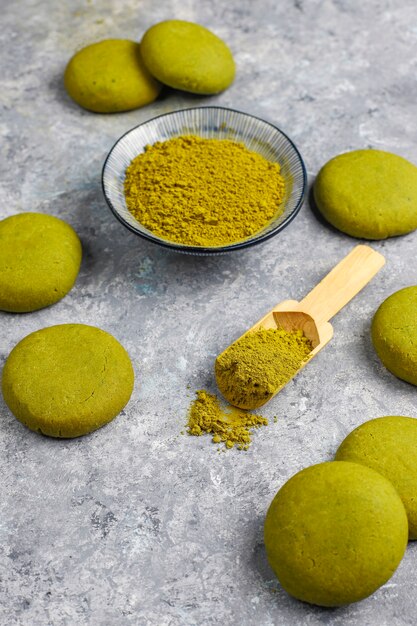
left=101, top=105, right=307, bottom=254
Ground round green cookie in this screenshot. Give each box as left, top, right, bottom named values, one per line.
left=371, top=286, right=417, bottom=385
left=0, top=213, right=82, bottom=312
left=2, top=324, right=134, bottom=438
left=314, top=149, right=417, bottom=239
left=336, top=416, right=417, bottom=539
left=264, top=461, right=408, bottom=606
left=140, top=20, right=235, bottom=94
left=64, top=39, right=161, bottom=113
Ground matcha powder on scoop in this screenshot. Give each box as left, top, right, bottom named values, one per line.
left=215, top=327, right=313, bottom=410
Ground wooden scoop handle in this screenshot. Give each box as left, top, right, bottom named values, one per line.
left=299, top=245, right=385, bottom=326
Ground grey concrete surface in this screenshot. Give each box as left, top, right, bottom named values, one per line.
left=1, top=0, right=417, bottom=624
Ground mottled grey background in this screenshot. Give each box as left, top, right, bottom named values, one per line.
left=1, top=0, right=417, bottom=624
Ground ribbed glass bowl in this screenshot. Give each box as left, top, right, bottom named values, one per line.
left=102, top=107, right=307, bottom=255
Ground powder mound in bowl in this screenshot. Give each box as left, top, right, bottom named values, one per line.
left=187, top=390, right=267, bottom=450
left=215, top=327, right=313, bottom=410
left=124, top=135, right=286, bottom=247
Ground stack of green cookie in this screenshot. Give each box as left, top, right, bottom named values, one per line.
left=264, top=414, right=417, bottom=607
left=263, top=279, right=417, bottom=608
left=64, top=20, right=236, bottom=113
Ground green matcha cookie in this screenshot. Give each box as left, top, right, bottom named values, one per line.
left=336, top=416, right=417, bottom=539
left=140, top=20, right=235, bottom=94
left=264, top=461, right=408, bottom=606
left=314, top=149, right=417, bottom=239
left=0, top=213, right=82, bottom=312
left=2, top=324, right=134, bottom=438
left=64, top=39, right=161, bottom=113
left=371, top=286, right=417, bottom=385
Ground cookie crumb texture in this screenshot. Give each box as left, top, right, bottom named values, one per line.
left=2, top=324, right=134, bottom=438
left=0, top=213, right=82, bottom=312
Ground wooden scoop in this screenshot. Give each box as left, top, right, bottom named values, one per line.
left=216, top=245, right=385, bottom=407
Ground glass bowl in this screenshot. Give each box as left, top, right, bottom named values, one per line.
left=102, top=106, right=307, bottom=255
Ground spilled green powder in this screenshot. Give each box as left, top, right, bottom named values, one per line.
left=215, top=327, right=313, bottom=410
left=187, top=390, right=268, bottom=450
